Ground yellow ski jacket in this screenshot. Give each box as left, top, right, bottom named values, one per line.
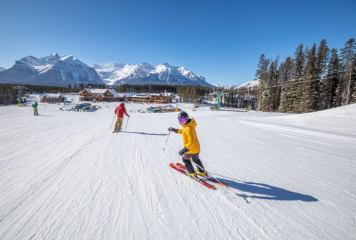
left=177, top=118, right=200, bottom=154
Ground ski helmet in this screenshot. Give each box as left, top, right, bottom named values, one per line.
left=177, top=111, right=189, bottom=123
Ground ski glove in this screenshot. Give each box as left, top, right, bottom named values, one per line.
left=179, top=147, right=188, bottom=156
left=168, top=127, right=178, bottom=133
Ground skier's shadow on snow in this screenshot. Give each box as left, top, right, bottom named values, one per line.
left=121, top=131, right=168, bottom=136
left=217, top=178, right=318, bottom=203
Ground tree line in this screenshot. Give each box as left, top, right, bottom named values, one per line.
left=257, top=38, right=356, bottom=113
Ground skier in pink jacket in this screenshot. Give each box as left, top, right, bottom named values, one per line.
left=113, top=103, right=130, bottom=133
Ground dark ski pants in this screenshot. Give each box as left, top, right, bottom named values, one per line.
left=182, top=153, right=205, bottom=174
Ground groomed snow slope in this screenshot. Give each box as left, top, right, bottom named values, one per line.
left=0, top=102, right=355, bottom=240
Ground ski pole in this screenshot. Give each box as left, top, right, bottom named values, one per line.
left=192, top=161, right=229, bottom=188
left=162, top=131, right=171, bottom=151
left=110, top=115, right=115, bottom=130
left=124, top=117, right=130, bottom=131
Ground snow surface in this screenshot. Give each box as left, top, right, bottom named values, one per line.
left=0, top=101, right=355, bottom=240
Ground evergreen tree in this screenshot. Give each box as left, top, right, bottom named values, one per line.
left=256, top=54, right=270, bottom=111
left=301, top=44, right=319, bottom=112
left=316, top=39, right=329, bottom=110
left=267, top=58, right=280, bottom=111
left=339, top=38, right=356, bottom=105
left=325, top=48, right=341, bottom=108
left=279, top=57, right=295, bottom=112
left=255, top=38, right=356, bottom=112
left=292, top=44, right=305, bottom=112
left=316, top=39, right=329, bottom=77
left=352, top=51, right=356, bottom=103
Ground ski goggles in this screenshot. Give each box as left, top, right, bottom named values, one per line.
left=178, top=116, right=187, bottom=123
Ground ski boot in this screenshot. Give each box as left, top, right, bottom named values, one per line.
left=195, top=170, right=208, bottom=177
left=187, top=172, right=197, bottom=178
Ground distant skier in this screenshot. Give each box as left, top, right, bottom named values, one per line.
left=168, top=111, right=207, bottom=177
left=113, top=102, right=130, bottom=133
left=32, top=101, right=39, bottom=116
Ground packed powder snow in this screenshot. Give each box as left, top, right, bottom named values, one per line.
left=0, top=100, right=355, bottom=240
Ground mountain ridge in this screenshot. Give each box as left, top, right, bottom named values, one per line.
left=0, top=54, right=105, bottom=87
left=0, top=54, right=213, bottom=87
left=93, top=62, right=212, bottom=87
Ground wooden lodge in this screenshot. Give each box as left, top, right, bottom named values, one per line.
left=40, top=93, right=66, bottom=103
left=79, top=88, right=124, bottom=102
left=128, top=93, right=173, bottom=103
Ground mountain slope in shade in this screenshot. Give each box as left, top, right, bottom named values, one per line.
left=94, top=62, right=212, bottom=87
left=0, top=67, right=6, bottom=72
left=0, top=54, right=105, bottom=87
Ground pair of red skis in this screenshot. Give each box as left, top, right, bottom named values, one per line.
left=169, top=162, right=228, bottom=190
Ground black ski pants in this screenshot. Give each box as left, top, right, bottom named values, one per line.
left=182, top=153, right=205, bottom=174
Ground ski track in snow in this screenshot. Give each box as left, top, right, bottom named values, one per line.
left=0, top=102, right=356, bottom=240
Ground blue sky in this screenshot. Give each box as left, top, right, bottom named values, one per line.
left=1, top=0, right=355, bottom=85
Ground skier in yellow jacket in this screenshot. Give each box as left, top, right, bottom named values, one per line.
left=168, top=111, right=207, bottom=177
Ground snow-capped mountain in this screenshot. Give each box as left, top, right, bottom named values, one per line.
left=0, top=67, right=6, bottom=72
left=0, top=55, right=212, bottom=88
left=0, top=54, right=104, bottom=87
left=94, top=62, right=212, bottom=87
left=212, top=83, right=232, bottom=89
left=233, top=79, right=260, bottom=89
